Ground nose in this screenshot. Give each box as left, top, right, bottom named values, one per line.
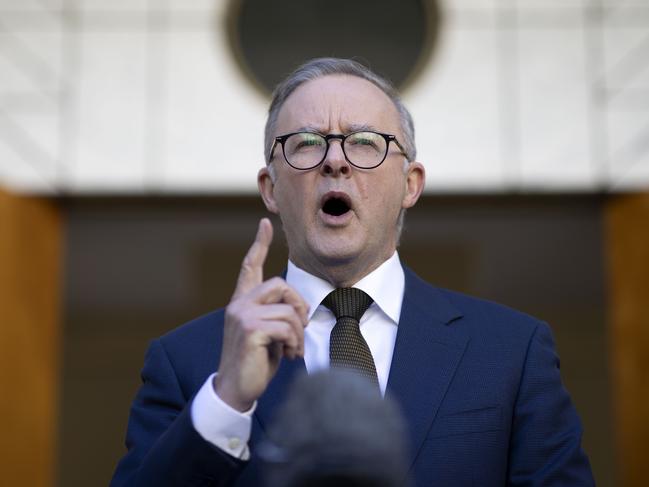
left=320, top=138, right=352, bottom=177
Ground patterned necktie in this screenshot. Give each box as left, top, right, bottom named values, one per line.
left=322, top=287, right=379, bottom=389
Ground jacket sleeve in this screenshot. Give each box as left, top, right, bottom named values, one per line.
left=507, top=322, right=595, bottom=486
left=110, top=339, right=246, bottom=487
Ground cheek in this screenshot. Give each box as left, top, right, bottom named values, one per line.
left=275, top=178, right=312, bottom=217
left=368, top=173, right=407, bottom=207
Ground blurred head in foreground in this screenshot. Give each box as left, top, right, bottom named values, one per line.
left=261, top=370, right=409, bottom=487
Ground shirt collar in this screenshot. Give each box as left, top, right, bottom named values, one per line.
left=286, top=251, right=405, bottom=325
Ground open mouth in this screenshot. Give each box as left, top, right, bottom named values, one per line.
left=321, top=193, right=352, bottom=217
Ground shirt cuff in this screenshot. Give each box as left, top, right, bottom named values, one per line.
left=190, top=372, right=256, bottom=460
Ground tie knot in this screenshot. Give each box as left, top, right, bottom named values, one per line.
left=323, top=288, right=373, bottom=321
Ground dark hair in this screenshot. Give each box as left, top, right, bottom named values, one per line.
left=262, top=370, right=409, bottom=487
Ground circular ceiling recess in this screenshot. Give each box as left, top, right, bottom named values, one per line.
left=225, top=0, right=442, bottom=96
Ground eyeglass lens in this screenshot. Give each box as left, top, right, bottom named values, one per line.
left=283, top=132, right=387, bottom=169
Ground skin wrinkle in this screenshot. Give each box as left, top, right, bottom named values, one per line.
left=267, top=84, right=411, bottom=240
left=267, top=159, right=410, bottom=246
left=264, top=58, right=417, bottom=165
left=258, top=75, right=425, bottom=288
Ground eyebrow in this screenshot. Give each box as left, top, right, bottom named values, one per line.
left=346, top=123, right=380, bottom=133
left=292, top=123, right=381, bottom=134
left=293, top=125, right=325, bottom=134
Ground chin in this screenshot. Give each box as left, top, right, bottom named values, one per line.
left=310, top=239, right=364, bottom=267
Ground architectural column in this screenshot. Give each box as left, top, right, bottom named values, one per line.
left=606, top=192, right=649, bottom=487
left=0, top=188, right=62, bottom=487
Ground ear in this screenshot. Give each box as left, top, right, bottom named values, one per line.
left=401, top=161, right=425, bottom=209
left=258, top=166, right=279, bottom=214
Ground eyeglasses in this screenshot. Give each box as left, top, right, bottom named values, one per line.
left=269, top=130, right=408, bottom=170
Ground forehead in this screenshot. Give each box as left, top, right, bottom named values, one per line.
left=275, top=75, right=401, bottom=135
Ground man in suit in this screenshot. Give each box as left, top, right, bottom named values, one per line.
left=111, top=58, right=594, bottom=486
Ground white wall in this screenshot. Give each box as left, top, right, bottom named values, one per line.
left=0, top=0, right=647, bottom=194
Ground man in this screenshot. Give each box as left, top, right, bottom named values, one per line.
left=111, top=58, right=594, bottom=486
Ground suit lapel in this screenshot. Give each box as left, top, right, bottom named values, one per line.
left=253, top=267, right=468, bottom=467
left=386, top=268, right=467, bottom=471
left=254, top=356, right=307, bottom=433
left=254, top=268, right=308, bottom=433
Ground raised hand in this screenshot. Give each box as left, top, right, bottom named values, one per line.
left=214, top=218, right=309, bottom=412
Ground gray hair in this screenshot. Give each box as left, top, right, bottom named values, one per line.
left=264, top=57, right=417, bottom=164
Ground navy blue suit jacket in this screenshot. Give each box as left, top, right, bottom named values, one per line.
left=111, top=267, right=594, bottom=486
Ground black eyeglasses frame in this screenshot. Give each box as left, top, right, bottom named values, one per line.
left=269, top=130, right=409, bottom=171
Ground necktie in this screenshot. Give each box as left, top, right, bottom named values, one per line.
left=322, top=288, right=379, bottom=389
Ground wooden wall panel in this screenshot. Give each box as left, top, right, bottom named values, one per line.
left=606, top=192, right=649, bottom=487
left=0, top=189, right=61, bottom=487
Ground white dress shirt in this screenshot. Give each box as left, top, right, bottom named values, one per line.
left=191, top=251, right=405, bottom=459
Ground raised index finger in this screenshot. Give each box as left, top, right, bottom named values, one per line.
left=233, top=218, right=273, bottom=299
